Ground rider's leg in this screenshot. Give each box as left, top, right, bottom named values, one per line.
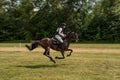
left=55, top=35, right=64, bottom=51
left=57, top=38, right=64, bottom=51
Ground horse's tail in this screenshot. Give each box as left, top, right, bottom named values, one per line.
left=25, top=40, right=40, bottom=51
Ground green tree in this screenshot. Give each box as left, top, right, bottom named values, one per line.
left=84, top=0, right=120, bottom=42
left=0, top=0, right=120, bottom=42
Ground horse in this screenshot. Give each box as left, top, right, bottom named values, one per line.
left=25, top=32, right=79, bottom=63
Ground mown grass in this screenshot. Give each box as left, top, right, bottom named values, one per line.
left=71, top=43, right=120, bottom=49
left=0, top=43, right=120, bottom=80
left=0, top=43, right=27, bottom=47
left=0, top=43, right=120, bottom=49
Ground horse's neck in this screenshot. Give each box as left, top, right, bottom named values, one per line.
left=64, top=37, right=71, bottom=48
left=66, top=34, right=72, bottom=43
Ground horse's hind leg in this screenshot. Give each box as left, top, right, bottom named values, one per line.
left=25, top=45, right=32, bottom=51
left=43, top=49, right=56, bottom=63
left=25, top=41, right=39, bottom=51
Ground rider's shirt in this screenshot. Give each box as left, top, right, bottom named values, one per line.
left=56, top=27, right=64, bottom=37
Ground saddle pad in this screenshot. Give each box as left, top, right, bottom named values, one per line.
left=52, top=38, right=60, bottom=45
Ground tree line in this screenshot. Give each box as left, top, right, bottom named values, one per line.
left=0, top=0, right=120, bottom=42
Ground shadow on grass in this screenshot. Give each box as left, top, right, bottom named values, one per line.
left=16, top=64, right=58, bottom=69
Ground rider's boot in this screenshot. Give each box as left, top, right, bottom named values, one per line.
left=57, top=43, right=63, bottom=51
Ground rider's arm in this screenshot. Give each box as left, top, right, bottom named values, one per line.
left=58, top=28, right=62, bottom=34
left=58, top=28, right=64, bottom=37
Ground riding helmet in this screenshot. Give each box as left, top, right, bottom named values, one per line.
left=60, top=23, right=66, bottom=27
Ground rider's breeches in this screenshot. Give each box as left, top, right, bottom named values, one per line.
left=55, top=35, right=63, bottom=43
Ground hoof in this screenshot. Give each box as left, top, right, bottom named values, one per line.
left=55, top=56, right=65, bottom=59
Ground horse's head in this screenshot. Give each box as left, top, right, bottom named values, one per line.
left=67, top=32, right=79, bottom=42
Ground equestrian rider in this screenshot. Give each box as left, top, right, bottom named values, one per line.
left=55, top=23, right=66, bottom=49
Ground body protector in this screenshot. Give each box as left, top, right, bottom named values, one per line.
left=55, top=27, right=65, bottom=43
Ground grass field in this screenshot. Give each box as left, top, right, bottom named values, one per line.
left=0, top=43, right=120, bottom=80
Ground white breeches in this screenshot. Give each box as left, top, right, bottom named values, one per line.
left=55, top=35, right=63, bottom=43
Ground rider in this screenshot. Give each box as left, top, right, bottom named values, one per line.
left=55, top=23, right=66, bottom=50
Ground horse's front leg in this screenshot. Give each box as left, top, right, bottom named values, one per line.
left=55, top=51, right=65, bottom=59
left=65, top=49, right=73, bottom=57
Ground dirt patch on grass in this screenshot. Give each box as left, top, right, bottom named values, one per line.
left=0, top=47, right=120, bottom=53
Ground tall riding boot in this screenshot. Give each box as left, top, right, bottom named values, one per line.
left=57, top=43, right=63, bottom=51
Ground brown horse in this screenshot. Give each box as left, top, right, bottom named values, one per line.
left=25, top=32, right=79, bottom=63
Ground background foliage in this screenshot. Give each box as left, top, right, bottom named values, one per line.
left=0, top=0, right=120, bottom=42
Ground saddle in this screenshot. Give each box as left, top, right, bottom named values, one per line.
left=52, top=38, right=61, bottom=45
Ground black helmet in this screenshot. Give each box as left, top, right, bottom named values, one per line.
left=60, top=23, right=66, bottom=27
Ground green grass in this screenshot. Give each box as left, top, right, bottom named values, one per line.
left=0, top=43, right=120, bottom=49
left=71, top=43, right=120, bottom=49
left=0, top=43, right=120, bottom=80
left=0, top=43, right=27, bottom=47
